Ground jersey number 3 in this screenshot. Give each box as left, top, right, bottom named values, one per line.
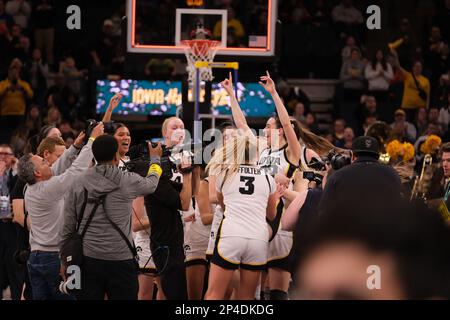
left=239, top=176, right=255, bottom=195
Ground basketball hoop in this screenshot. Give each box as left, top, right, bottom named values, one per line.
left=181, top=39, right=221, bottom=82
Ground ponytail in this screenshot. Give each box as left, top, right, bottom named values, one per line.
left=274, top=116, right=333, bottom=157
left=299, top=125, right=335, bottom=157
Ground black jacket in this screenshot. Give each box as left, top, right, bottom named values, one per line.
left=320, top=156, right=403, bottom=215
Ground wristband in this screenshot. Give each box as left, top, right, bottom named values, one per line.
left=88, top=137, right=96, bottom=143
left=147, top=164, right=162, bottom=177
left=179, top=165, right=194, bottom=174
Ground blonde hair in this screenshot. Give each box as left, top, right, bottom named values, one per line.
left=37, top=137, right=65, bottom=157
left=206, top=134, right=259, bottom=185
left=161, top=116, right=180, bottom=136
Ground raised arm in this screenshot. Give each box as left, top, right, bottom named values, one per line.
left=102, top=93, right=123, bottom=122
left=390, top=48, right=408, bottom=79
left=44, top=123, right=103, bottom=200
left=221, top=73, right=252, bottom=135
left=127, top=142, right=163, bottom=197
left=51, top=132, right=85, bottom=176
left=259, top=71, right=301, bottom=164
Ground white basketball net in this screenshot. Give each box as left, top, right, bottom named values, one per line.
left=181, top=40, right=220, bottom=83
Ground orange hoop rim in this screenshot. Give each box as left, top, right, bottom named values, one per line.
left=180, top=39, right=221, bottom=57
left=180, top=39, right=221, bottom=47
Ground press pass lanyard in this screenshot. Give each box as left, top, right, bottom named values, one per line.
left=0, top=172, right=11, bottom=217
left=0, top=171, right=9, bottom=196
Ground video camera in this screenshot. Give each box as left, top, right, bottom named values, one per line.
left=84, top=119, right=117, bottom=144
left=303, top=171, right=324, bottom=187
left=325, top=150, right=352, bottom=171
left=126, top=141, right=175, bottom=180
left=125, top=141, right=202, bottom=179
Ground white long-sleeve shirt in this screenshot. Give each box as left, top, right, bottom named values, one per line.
left=365, top=62, right=394, bottom=91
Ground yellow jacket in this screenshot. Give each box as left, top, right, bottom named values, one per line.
left=0, top=79, right=33, bottom=116
left=401, top=72, right=430, bottom=109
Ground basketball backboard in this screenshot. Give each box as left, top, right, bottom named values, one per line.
left=126, top=0, right=278, bottom=57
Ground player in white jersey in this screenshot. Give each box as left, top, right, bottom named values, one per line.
left=131, top=196, right=156, bottom=300
left=184, top=167, right=214, bottom=300
left=204, top=135, right=283, bottom=300
left=221, top=72, right=301, bottom=300
left=206, top=121, right=236, bottom=260
left=221, top=71, right=333, bottom=300
left=206, top=204, right=223, bottom=259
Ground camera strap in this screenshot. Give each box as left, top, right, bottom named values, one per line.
left=76, top=189, right=89, bottom=233
left=79, top=189, right=105, bottom=239
left=411, top=72, right=427, bottom=99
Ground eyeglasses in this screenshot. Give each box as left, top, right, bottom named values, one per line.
left=0, top=152, right=13, bottom=156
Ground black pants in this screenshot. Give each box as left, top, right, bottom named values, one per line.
left=0, top=220, right=24, bottom=300
left=151, top=243, right=187, bottom=300
left=76, top=256, right=138, bottom=300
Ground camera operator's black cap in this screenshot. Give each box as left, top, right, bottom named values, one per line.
left=92, top=135, right=118, bottom=162
left=352, top=136, right=379, bottom=157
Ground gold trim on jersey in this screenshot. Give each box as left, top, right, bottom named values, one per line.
left=267, top=234, right=294, bottom=262
left=215, top=211, right=242, bottom=265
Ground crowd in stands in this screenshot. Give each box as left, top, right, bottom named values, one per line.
left=0, top=0, right=449, bottom=159
left=0, top=0, right=450, bottom=301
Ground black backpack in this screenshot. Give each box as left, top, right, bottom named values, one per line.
left=60, top=189, right=138, bottom=268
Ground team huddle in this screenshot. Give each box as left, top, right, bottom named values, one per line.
left=121, top=71, right=331, bottom=300
left=11, top=71, right=334, bottom=301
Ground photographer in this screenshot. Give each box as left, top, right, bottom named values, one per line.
left=141, top=117, right=193, bottom=300
left=12, top=127, right=68, bottom=230
left=320, top=136, right=402, bottom=215
left=17, top=122, right=103, bottom=300
left=11, top=136, right=70, bottom=300
left=60, top=135, right=162, bottom=300
left=144, top=155, right=192, bottom=300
